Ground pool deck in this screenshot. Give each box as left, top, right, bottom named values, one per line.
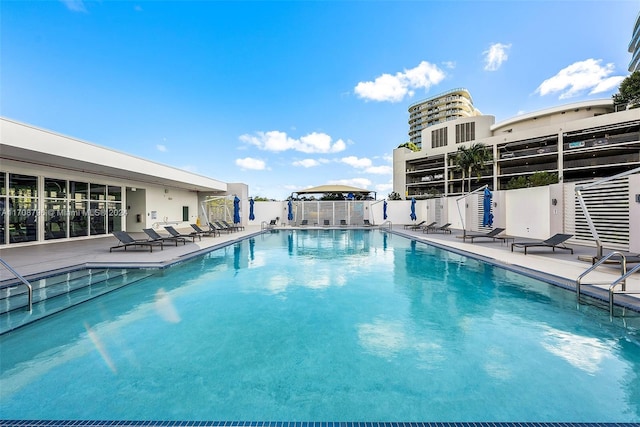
left=1, top=224, right=639, bottom=310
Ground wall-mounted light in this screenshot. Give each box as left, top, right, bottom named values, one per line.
left=552, top=198, right=558, bottom=206
left=493, top=202, right=497, bottom=208
left=636, top=194, right=640, bottom=203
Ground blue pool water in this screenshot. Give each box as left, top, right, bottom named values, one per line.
left=1, top=229, right=640, bottom=422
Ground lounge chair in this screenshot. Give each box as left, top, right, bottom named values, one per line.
left=210, top=221, right=232, bottom=233
left=164, top=225, right=201, bottom=242
left=363, top=219, right=375, bottom=227
left=215, top=221, right=236, bottom=232
left=300, top=219, right=309, bottom=227
left=323, top=219, right=330, bottom=226
left=143, top=228, right=187, bottom=246
left=424, top=223, right=451, bottom=234
left=592, top=251, right=640, bottom=265
left=463, top=227, right=506, bottom=243
left=404, top=220, right=426, bottom=230
left=222, top=220, right=244, bottom=231
left=110, top=230, right=163, bottom=252
left=264, top=219, right=277, bottom=230
left=339, top=219, right=348, bottom=227
left=511, top=233, right=573, bottom=255
left=415, top=221, right=437, bottom=231
left=191, top=223, right=219, bottom=237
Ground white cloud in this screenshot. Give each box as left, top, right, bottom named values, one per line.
left=354, top=61, right=446, bottom=102
left=341, top=156, right=373, bottom=169
left=292, top=159, right=320, bottom=168
left=328, top=178, right=372, bottom=189
left=239, top=130, right=346, bottom=154
left=375, top=182, right=394, bottom=194
left=156, top=144, right=167, bottom=152
left=366, top=165, right=393, bottom=175
left=60, top=0, right=87, bottom=12
left=535, top=59, right=625, bottom=99
left=484, top=43, right=511, bottom=71
left=442, top=61, right=456, bottom=70
left=340, top=156, right=392, bottom=175
left=235, top=157, right=266, bottom=170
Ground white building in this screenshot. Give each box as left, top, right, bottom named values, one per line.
left=395, top=99, right=639, bottom=198
left=0, top=117, right=248, bottom=246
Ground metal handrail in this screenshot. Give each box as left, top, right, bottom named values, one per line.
left=381, top=220, right=393, bottom=231
left=0, top=257, right=32, bottom=312
left=576, top=251, right=627, bottom=301
left=609, top=263, right=640, bottom=316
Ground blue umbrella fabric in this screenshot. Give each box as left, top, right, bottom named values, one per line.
left=482, top=187, right=494, bottom=227
left=383, top=200, right=388, bottom=220
left=249, top=198, right=255, bottom=221
left=410, top=197, right=417, bottom=221
left=287, top=200, right=293, bottom=221
left=233, top=196, right=241, bottom=224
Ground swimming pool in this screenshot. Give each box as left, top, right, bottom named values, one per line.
left=1, top=229, right=640, bottom=422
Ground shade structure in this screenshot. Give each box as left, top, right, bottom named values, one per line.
left=249, top=198, right=255, bottom=221
left=410, top=198, right=417, bottom=221
left=383, top=200, right=388, bottom=220
left=482, top=187, right=493, bottom=227
left=233, top=196, right=241, bottom=224
left=287, top=199, right=293, bottom=221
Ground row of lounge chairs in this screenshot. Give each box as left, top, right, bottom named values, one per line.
left=402, top=221, right=452, bottom=233
left=110, top=223, right=233, bottom=252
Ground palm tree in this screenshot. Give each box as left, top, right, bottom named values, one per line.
left=453, top=143, right=492, bottom=193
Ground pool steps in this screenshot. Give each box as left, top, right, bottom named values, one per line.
left=0, top=268, right=154, bottom=334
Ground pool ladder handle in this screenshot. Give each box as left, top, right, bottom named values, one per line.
left=381, top=220, right=392, bottom=231
left=575, top=251, right=640, bottom=316
left=0, top=257, right=32, bottom=312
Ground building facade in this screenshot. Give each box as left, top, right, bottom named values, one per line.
left=0, top=118, right=247, bottom=246
left=629, top=11, right=640, bottom=72
left=394, top=98, right=640, bottom=199
left=407, top=88, right=481, bottom=147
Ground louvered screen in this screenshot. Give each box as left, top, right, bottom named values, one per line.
left=567, top=178, right=629, bottom=251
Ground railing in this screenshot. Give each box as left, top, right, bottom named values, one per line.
left=380, top=221, right=393, bottom=231
left=609, top=263, right=640, bottom=316
left=575, top=251, right=640, bottom=316
left=0, top=257, right=32, bottom=312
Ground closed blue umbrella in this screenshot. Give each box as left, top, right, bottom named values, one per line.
left=233, top=196, right=241, bottom=224
left=249, top=198, right=255, bottom=221
left=410, top=197, right=417, bottom=221
left=482, top=187, right=494, bottom=227
left=287, top=199, right=293, bottom=221
left=383, top=200, right=388, bottom=220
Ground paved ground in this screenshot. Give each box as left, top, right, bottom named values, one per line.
left=1, top=224, right=639, bottom=310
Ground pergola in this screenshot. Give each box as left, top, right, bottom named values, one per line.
left=291, top=184, right=376, bottom=200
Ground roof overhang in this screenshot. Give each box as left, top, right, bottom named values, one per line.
left=293, top=184, right=376, bottom=197
left=0, top=117, right=228, bottom=193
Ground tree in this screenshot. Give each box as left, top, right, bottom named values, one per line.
left=397, top=142, right=420, bottom=152
left=387, top=192, right=402, bottom=200
left=452, top=143, right=492, bottom=193
left=612, top=71, right=640, bottom=110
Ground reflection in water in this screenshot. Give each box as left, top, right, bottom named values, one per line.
left=541, top=326, right=613, bottom=374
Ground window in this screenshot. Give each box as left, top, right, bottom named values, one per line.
left=8, top=174, right=38, bottom=243
left=44, top=178, right=68, bottom=240
left=455, top=122, right=475, bottom=143
left=431, top=128, right=448, bottom=148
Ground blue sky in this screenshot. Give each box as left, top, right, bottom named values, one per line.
left=1, top=0, right=637, bottom=200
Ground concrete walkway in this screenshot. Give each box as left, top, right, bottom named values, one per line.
left=1, top=224, right=638, bottom=310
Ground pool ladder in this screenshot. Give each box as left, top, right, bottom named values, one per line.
left=0, top=257, right=32, bottom=312
left=576, top=251, right=640, bottom=316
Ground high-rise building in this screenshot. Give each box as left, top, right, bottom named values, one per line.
left=407, top=88, right=481, bottom=147
left=629, top=11, right=640, bottom=72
